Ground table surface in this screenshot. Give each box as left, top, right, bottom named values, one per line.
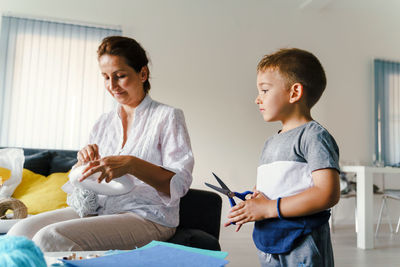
left=342, top=165, right=400, bottom=173
left=341, top=165, right=400, bottom=250
left=44, top=251, right=106, bottom=266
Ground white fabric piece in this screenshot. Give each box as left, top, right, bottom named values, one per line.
left=62, top=95, right=194, bottom=227
left=257, top=161, right=314, bottom=200
left=0, top=148, right=24, bottom=198
left=68, top=164, right=134, bottom=196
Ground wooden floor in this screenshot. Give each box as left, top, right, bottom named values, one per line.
left=219, top=223, right=400, bottom=267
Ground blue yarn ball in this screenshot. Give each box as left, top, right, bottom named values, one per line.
left=0, top=235, right=46, bottom=267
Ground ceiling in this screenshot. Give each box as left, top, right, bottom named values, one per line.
left=267, top=0, right=400, bottom=12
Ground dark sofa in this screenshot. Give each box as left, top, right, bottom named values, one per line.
left=14, top=148, right=223, bottom=250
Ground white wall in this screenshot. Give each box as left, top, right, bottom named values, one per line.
left=2, top=0, right=400, bottom=224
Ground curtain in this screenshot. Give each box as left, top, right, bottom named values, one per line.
left=0, top=15, right=121, bottom=150
left=374, top=59, right=400, bottom=166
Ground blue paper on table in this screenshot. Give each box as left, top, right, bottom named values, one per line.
left=138, top=240, right=228, bottom=259
left=62, top=244, right=229, bottom=267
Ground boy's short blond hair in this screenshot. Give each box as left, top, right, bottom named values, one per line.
left=257, top=48, right=326, bottom=108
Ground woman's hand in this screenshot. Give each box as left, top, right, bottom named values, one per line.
left=79, top=155, right=133, bottom=183
left=77, top=144, right=100, bottom=164
left=79, top=154, right=174, bottom=195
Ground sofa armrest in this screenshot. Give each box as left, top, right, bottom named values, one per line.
left=178, top=189, right=222, bottom=240
left=168, top=228, right=221, bottom=250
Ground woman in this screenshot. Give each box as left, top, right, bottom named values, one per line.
left=8, top=36, right=194, bottom=252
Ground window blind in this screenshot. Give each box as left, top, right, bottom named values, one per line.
left=375, top=59, right=400, bottom=166
left=0, top=15, right=121, bottom=150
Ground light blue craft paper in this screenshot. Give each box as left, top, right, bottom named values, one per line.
left=138, top=240, right=228, bottom=259
left=62, top=244, right=229, bottom=267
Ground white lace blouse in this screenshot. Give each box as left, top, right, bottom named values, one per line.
left=75, top=95, right=193, bottom=227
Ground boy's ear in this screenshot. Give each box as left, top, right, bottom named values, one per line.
left=289, top=83, right=304, bottom=104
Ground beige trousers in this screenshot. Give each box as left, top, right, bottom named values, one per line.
left=7, top=207, right=176, bottom=252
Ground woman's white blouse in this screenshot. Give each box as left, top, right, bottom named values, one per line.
left=78, top=95, right=193, bottom=227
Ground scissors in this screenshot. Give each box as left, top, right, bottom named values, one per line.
left=205, top=172, right=253, bottom=208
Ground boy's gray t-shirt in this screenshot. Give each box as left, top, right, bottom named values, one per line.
left=256, top=120, right=340, bottom=200
left=253, top=120, right=340, bottom=254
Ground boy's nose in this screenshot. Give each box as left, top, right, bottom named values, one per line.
left=255, top=96, right=262, bottom=105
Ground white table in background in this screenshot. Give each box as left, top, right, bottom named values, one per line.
left=341, top=165, right=400, bottom=249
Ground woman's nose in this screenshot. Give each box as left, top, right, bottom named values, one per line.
left=109, top=77, right=117, bottom=90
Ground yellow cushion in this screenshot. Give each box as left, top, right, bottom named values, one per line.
left=12, top=169, right=69, bottom=214
left=0, top=167, right=11, bottom=185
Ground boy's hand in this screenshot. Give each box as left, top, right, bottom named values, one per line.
left=224, top=192, right=270, bottom=232
left=245, top=189, right=260, bottom=200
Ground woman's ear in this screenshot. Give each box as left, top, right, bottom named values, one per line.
left=140, top=66, right=149, bottom=82
left=289, top=83, right=303, bottom=104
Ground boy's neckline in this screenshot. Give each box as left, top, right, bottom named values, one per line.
left=277, top=120, right=315, bottom=134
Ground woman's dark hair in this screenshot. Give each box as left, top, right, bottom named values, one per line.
left=97, top=36, right=151, bottom=93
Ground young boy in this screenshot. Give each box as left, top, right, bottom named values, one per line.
left=225, top=48, right=340, bottom=267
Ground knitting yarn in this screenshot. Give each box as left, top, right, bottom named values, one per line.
left=67, top=187, right=99, bottom=217
left=0, top=235, right=46, bottom=267
left=0, top=198, right=27, bottom=219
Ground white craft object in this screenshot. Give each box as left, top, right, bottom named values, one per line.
left=0, top=148, right=24, bottom=198
left=69, top=165, right=134, bottom=196
left=0, top=218, right=21, bottom=233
